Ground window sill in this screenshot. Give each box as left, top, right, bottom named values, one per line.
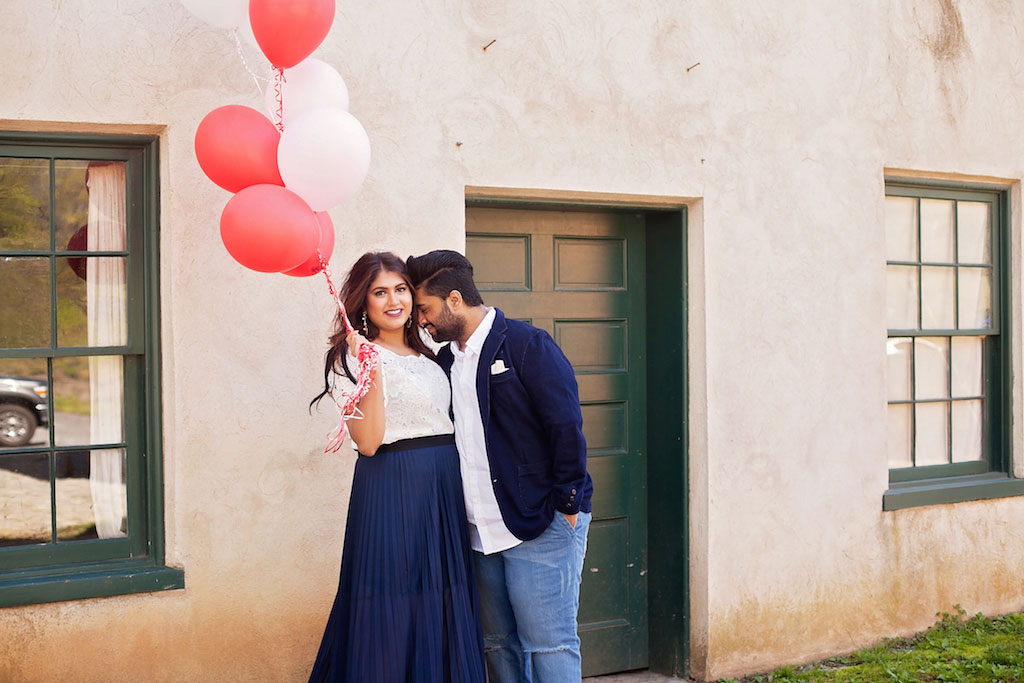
left=883, top=472, right=1024, bottom=511
left=0, top=560, right=184, bottom=608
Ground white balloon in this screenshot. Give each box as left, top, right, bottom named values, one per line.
left=180, top=0, right=249, bottom=30
left=278, top=109, right=371, bottom=211
left=264, top=58, right=350, bottom=130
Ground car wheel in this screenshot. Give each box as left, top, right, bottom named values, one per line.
left=0, top=404, right=37, bottom=448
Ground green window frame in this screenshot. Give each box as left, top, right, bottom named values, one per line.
left=883, top=180, right=1024, bottom=510
left=0, top=132, right=182, bottom=606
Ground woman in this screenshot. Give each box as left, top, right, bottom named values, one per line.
left=309, top=252, right=485, bottom=682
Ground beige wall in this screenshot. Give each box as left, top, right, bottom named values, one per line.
left=3, top=1, right=1024, bottom=681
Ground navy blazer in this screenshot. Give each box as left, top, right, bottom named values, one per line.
left=439, top=308, right=593, bottom=542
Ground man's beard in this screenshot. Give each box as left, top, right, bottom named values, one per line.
left=425, top=303, right=465, bottom=342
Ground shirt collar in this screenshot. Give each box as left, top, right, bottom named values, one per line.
left=450, top=307, right=495, bottom=358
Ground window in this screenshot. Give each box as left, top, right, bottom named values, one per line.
left=883, top=181, right=1024, bottom=510
left=0, top=132, right=181, bottom=606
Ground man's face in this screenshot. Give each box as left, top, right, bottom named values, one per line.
left=415, top=289, right=465, bottom=343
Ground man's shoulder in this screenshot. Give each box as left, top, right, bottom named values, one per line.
left=494, top=310, right=562, bottom=363
left=496, top=309, right=545, bottom=341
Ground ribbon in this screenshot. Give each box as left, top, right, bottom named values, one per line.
left=273, top=67, right=286, bottom=132
left=318, top=252, right=380, bottom=453
left=231, top=28, right=268, bottom=96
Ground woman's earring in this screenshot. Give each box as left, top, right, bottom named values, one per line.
left=362, top=311, right=368, bottom=336
left=406, top=316, right=413, bottom=329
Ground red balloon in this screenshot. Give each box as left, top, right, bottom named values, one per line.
left=249, top=0, right=336, bottom=69
left=220, top=185, right=320, bottom=273
left=283, top=212, right=335, bottom=277
left=195, top=105, right=284, bottom=193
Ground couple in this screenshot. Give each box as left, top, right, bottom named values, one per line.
left=309, top=250, right=594, bottom=682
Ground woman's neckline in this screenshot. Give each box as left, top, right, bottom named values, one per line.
left=371, top=341, right=420, bottom=358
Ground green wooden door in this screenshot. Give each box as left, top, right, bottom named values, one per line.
left=466, top=206, right=648, bottom=677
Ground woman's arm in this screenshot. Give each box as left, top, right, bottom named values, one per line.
left=344, top=331, right=386, bottom=455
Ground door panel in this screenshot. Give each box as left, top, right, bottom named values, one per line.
left=466, top=206, right=648, bottom=677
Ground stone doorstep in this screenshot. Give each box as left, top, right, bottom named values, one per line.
left=583, top=670, right=695, bottom=682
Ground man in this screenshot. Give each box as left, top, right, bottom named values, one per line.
left=406, top=249, right=593, bottom=682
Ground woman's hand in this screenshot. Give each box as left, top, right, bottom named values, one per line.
left=346, top=330, right=369, bottom=357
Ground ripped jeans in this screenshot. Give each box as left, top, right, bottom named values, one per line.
left=473, top=511, right=591, bottom=682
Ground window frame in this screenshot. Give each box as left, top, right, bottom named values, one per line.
left=0, top=131, right=182, bottom=606
left=883, top=178, right=1024, bottom=510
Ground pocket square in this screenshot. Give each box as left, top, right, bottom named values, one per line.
left=490, top=359, right=508, bottom=375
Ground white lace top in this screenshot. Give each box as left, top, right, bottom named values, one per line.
left=333, top=344, right=454, bottom=449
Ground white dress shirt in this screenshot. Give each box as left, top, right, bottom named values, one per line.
left=450, top=307, right=522, bottom=554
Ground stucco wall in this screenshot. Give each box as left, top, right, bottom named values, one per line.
left=689, top=1, right=1024, bottom=679
left=3, top=1, right=1024, bottom=681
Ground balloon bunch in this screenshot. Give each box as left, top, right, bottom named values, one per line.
left=185, top=0, right=379, bottom=449
left=188, top=0, right=370, bottom=277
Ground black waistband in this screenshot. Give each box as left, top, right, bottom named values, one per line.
left=361, top=433, right=456, bottom=456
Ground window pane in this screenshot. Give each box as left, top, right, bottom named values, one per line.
left=951, top=336, right=983, bottom=397
left=53, top=160, right=91, bottom=250
left=886, top=337, right=912, bottom=401
left=915, top=402, right=949, bottom=466
left=86, top=448, right=127, bottom=539
left=56, top=256, right=127, bottom=348
left=0, top=358, right=49, bottom=450
left=53, top=356, right=123, bottom=447
left=951, top=400, right=983, bottom=462
left=957, top=201, right=991, bottom=264
left=885, top=196, right=917, bottom=262
left=57, top=256, right=88, bottom=347
left=55, top=450, right=108, bottom=542
left=915, top=337, right=949, bottom=400
left=0, top=453, right=51, bottom=546
left=0, top=256, right=52, bottom=348
left=79, top=162, right=125, bottom=252
left=887, top=403, right=912, bottom=468
left=920, top=199, right=955, bottom=263
left=0, top=157, right=50, bottom=251
left=958, top=267, right=992, bottom=329
left=921, top=266, right=955, bottom=329
left=886, top=265, right=918, bottom=329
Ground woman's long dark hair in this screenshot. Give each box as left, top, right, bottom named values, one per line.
left=311, top=251, right=432, bottom=407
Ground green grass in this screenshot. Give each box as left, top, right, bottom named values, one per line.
left=718, top=607, right=1024, bottom=683
left=53, top=393, right=91, bottom=416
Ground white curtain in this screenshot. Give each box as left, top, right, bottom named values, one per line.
left=86, top=162, right=127, bottom=539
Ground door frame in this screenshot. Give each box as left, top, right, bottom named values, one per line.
left=465, top=189, right=690, bottom=677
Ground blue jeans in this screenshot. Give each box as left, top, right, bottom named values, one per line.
left=473, top=511, right=591, bottom=682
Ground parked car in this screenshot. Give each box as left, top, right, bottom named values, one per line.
left=0, top=375, right=49, bottom=448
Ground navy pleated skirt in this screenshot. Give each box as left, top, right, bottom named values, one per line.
left=309, top=435, right=486, bottom=682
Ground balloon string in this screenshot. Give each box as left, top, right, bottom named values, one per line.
left=274, top=67, right=286, bottom=132
left=318, top=250, right=353, bottom=334
left=318, top=250, right=378, bottom=453
left=231, top=27, right=269, bottom=96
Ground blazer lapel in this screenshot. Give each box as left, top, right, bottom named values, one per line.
left=477, top=308, right=507, bottom=433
